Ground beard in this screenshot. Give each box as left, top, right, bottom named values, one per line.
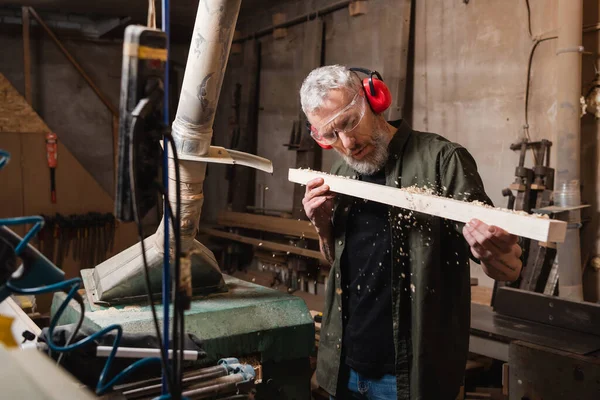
left=339, top=128, right=389, bottom=175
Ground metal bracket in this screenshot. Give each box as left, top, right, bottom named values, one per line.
left=163, top=145, right=273, bottom=173
left=532, top=204, right=590, bottom=215
left=556, top=46, right=585, bottom=55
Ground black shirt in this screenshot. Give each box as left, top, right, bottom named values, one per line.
left=341, top=168, right=396, bottom=377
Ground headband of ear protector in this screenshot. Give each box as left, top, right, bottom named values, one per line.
left=311, top=67, right=393, bottom=150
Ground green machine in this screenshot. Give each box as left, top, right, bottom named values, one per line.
left=52, top=0, right=315, bottom=398
left=54, top=275, right=315, bottom=399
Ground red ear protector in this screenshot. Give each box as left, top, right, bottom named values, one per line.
left=349, top=67, right=393, bottom=114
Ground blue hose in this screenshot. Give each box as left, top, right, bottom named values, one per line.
left=0, top=149, right=10, bottom=169
left=161, top=0, right=171, bottom=395
left=0, top=216, right=45, bottom=255
left=7, top=277, right=161, bottom=395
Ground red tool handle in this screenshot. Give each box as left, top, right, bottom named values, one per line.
left=46, top=132, right=58, bottom=168
left=46, top=132, right=58, bottom=203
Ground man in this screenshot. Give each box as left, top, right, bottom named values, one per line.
left=300, top=65, right=522, bottom=400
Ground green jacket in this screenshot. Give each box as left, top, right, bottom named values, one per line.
left=317, top=120, right=492, bottom=400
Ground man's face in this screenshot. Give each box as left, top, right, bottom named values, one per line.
left=307, top=89, right=389, bottom=175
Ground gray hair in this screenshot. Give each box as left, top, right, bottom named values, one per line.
left=300, top=65, right=362, bottom=114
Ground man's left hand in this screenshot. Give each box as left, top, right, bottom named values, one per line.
left=462, top=219, right=522, bottom=282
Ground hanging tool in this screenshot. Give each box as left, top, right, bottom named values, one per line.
left=37, top=213, right=116, bottom=269
left=45, top=132, right=58, bottom=203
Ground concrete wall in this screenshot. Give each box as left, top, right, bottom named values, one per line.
left=215, top=0, right=600, bottom=297
left=3, top=1, right=599, bottom=296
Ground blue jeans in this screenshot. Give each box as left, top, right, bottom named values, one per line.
left=330, top=368, right=397, bottom=399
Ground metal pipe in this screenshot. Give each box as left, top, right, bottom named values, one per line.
left=114, top=365, right=227, bottom=394
left=182, top=375, right=244, bottom=399
left=156, top=0, right=243, bottom=255
left=555, top=0, right=584, bottom=301
left=233, top=0, right=351, bottom=43
left=96, top=346, right=201, bottom=360
left=123, top=371, right=234, bottom=399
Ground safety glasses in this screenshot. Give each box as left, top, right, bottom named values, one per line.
left=307, top=92, right=367, bottom=146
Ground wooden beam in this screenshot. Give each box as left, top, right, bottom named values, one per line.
left=28, top=7, right=118, bottom=117
left=22, top=7, right=31, bottom=105
left=217, top=211, right=319, bottom=240
left=383, top=0, right=412, bottom=121
left=199, top=226, right=326, bottom=263
left=288, top=168, right=568, bottom=243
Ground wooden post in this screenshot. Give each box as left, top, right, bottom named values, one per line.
left=230, top=40, right=261, bottom=212
left=22, top=7, right=31, bottom=105
left=291, top=18, right=324, bottom=220
left=383, top=0, right=412, bottom=121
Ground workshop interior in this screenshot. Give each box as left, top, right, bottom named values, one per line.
left=1, top=0, right=600, bottom=399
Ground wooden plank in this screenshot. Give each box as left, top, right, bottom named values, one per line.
left=288, top=168, right=567, bottom=243
left=199, top=226, right=326, bottom=262
left=0, top=297, right=42, bottom=337
left=509, top=340, right=600, bottom=400
left=217, top=211, right=319, bottom=240
left=493, top=287, right=600, bottom=336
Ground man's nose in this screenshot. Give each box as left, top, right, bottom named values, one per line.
left=339, top=131, right=356, bottom=150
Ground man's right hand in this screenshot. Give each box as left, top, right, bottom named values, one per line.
left=302, top=177, right=335, bottom=235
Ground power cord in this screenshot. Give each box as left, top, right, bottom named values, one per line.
left=6, top=278, right=161, bottom=395
left=129, top=117, right=176, bottom=394
left=164, top=132, right=184, bottom=398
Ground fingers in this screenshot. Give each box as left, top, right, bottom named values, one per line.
left=513, top=243, right=523, bottom=258
left=305, top=196, right=328, bottom=212
left=480, top=262, right=513, bottom=281
left=305, top=178, right=325, bottom=193
left=463, top=227, right=493, bottom=261
left=482, top=256, right=521, bottom=282
left=465, top=219, right=517, bottom=254
left=303, top=184, right=333, bottom=205
left=463, top=224, right=523, bottom=281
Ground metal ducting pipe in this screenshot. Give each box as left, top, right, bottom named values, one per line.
left=155, top=0, right=242, bottom=253
left=84, top=0, right=245, bottom=303
left=555, top=0, right=584, bottom=301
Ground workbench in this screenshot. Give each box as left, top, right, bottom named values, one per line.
left=469, top=303, right=600, bottom=362
left=469, top=288, right=600, bottom=399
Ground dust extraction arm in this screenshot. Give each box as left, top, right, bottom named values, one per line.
left=82, top=0, right=272, bottom=304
